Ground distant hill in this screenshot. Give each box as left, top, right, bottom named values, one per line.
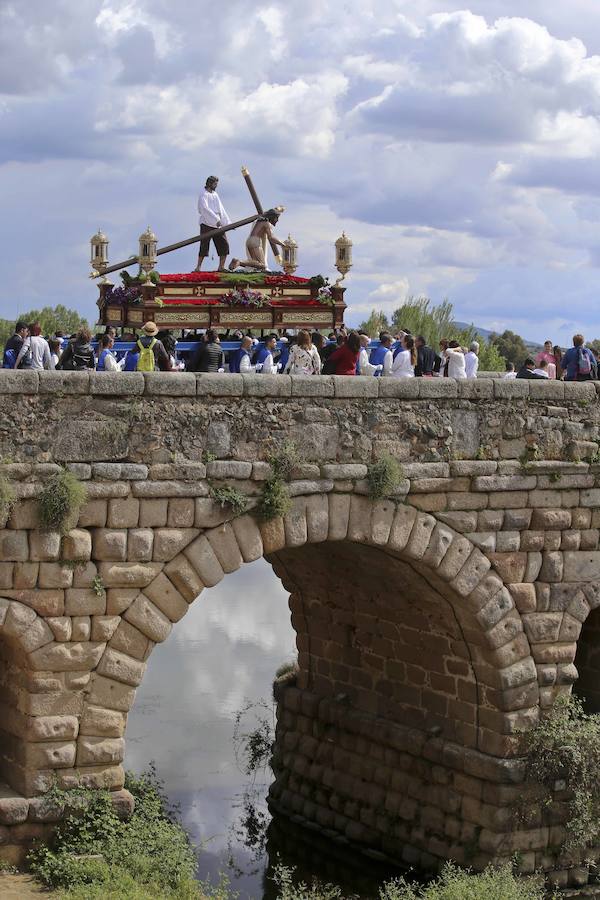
left=455, top=321, right=542, bottom=353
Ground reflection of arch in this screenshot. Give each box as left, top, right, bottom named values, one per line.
left=80, top=496, right=536, bottom=784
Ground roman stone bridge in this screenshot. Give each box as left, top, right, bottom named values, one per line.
left=1, top=368, right=600, bottom=889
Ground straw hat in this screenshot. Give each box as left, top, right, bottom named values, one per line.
left=142, top=321, right=158, bottom=336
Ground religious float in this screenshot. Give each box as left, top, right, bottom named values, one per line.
left=90, top=168, right=351, bottom=334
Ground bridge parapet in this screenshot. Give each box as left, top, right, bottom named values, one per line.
left=0, top=371, right=598, bottom=886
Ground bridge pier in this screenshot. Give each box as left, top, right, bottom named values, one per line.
left=0, top=372, right=599, bottom=888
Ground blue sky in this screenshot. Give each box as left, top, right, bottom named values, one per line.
left=3, top=1, right=600, bottom=343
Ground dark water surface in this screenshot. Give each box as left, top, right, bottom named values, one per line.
left=125, top=559, right=401, bottom=898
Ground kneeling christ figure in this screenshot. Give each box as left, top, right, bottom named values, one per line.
left=229, top=209, right=286, bottom=271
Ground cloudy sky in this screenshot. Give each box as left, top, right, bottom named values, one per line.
left=3, top=1, right=600, bottom=342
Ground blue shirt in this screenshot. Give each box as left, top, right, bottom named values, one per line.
left=561, top=346, right=595, bottom=381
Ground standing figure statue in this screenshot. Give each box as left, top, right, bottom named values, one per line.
left=195, top=175, right=231, bottom=272
left=229, top=209, right=285, bottom=271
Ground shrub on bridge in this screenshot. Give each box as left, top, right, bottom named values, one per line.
left=38, top=469, right=87, bottom=534
left=209, top=485, right=249, bottom=517
left=367, top=455, right=404, bottom=500
left=257, top=476, right=291, bottom=520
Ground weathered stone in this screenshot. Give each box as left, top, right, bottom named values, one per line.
left=65, top=588, right=106, bottom=616
left=86, top=674, right=136, bottom=712
left=153, top=528, right=198, bottom=561
left=54, top=419, right=129, bottom=462
left=97, top=647, right=146, bottom=686
left=28, top=531, right=61, bottom=562
left=29, top=641, right=105, bottom=671
left=123, top=594, right=172, bottom=643
left=80, top=705, right=127, bottom=737
left=97, top=562, right=162, bottom=588
left=109, top=619, right=153, bottom=661
left=164, top=555, right=204, bottom=602
left=144, top=572, right=188, bottom=621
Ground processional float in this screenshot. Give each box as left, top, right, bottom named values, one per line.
left=90, top=168, right=352, bottom=333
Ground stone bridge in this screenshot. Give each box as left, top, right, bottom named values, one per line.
left=1, top=369, right=600, bottom=888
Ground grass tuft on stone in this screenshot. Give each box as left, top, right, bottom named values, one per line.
left=256, top=477, right=291, bottom=521
left=367, top=455, right=404, bottom=500
left=38, top=469, right=87, bottom=534
left=209, top=485, right=249, bottom=518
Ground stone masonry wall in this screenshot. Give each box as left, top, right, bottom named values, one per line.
left=0, top=370, right=599, bottom=885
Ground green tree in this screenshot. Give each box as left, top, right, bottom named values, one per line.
left=391, top=297, right=455, bottom=347
left=489, top=329, right=528, bottom=366
left=358, top=309, right=390, bottom=337
left=0, top=305, right=90, bottom=351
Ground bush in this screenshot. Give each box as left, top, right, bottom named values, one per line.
left=521, top=694, right=600, bottom=850
left=38, top=469, right=87, bottom=533
left=209, top=485, right=248, bottom=517
left=267, top=440, right=299, bottom=481
left=0, top=472, right=16, bottom=523
left=28, top=767, right=199, bottom=898
left=256, top=476, right=291, bottom=520
left=367, top=456, right=404, bottom=500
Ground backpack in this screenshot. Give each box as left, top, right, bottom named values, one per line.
left=578, top=347, right=592, bottom=377
left=3, top=349, right=17, bottom=369
left=136, top=338, right=156, bottom=372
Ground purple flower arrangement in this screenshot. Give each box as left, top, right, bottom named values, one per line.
left=221, top=287, right=268, bottom=308
left=106, top=285, right=142, bottom=306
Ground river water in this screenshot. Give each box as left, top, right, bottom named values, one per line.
left=124, top=558, right=402, bottom=898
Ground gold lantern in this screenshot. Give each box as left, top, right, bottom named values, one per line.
left=138, top=225, right=158, bottom=276
left=334, top=231, right=353, bottom=284
left=282, top=235, right=298, bottom=275
left=90, top=228, right=109, bottom=276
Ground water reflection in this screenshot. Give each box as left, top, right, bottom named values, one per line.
left=125, top=558, right=296, bottom=897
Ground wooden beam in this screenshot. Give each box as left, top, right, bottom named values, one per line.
left=241, top=166, right=281, bottom=261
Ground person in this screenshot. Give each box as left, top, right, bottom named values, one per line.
left=311, top=332, right=326, bottom=364
left=157, top=330, right=181, bottom=370
left=464, top=341, right=479, bottom=379
left=553, top=345, right=563, bottom=380
left=369, top=332, right=393, bottom=376
left=3, top=321, right=29, bottom=368
left=536, top=340, right=557, bottom=379
left=133, top=322, right=172, bottom=372
left=327, top=331, right=361, bottom=375
left=415, top=335, right=435, bottom=377
left=561, top=334, right=597, bottom=382
left=48, top=338, right=62, bottom=369
left=57, top=327, right=96, bottom=371
left=16, top=323, right=54, bottom=370
left=284, top=330, right=320, bottom=375
left=516, top=357, right=546, bottom=379
left=277, top=336, right=291, bottom=373
left=229, top=209, right=285, bottom=271
left=532, top=359, right=550, bottom=378
left=254, top=334, right=278, bottom=374
left=229, top=335, right=254, bottom=373
left=435, top=339, right=449, bottom=376
left=195, top=176, right=231, bottom=272
left=358, top=334, right=380, bottom=376
left=187, top=328, right=224, bottom=373
left=444, top=341, right=466, bottom=379
left=503, top=362, right=517, bottom=379
left=96, top=334, right=119, bottom=371
left=391, top=334, right=417, bottom=378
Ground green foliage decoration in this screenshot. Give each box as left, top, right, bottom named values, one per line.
left=367, top=455, right=404, bottom=500
left=209, top=485, right=249, bottom=517
left=520, top=694, right=600, bottom=851
left=38, top=470, right=87, bottom=534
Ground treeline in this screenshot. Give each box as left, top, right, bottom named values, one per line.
left=358, top=298, right=506, bottom=371
left=0, top=305, right=89, bottom=347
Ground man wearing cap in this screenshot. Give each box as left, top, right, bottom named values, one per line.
left=195, top=176, right=231, bottom=272
left=131, top=322, right=172, bottom=372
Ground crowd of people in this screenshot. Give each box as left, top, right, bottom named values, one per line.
left=2, top=320, right=598, bottom=383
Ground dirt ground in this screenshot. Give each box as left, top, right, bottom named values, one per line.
left=0, top=872, right=51, bottom=897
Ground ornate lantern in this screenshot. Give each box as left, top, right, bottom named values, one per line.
left=90, top=229, right=109, bottom=276
left=282, top=235, right=298, bottom=275
left=335, top=232, right=352, bottom=284
left=138, top=226, right=158, bottom=276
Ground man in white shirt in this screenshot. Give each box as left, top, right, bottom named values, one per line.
left=358, top=333, right=380, bottom=375
left=195, top=176, right=231, bottom=272
left=464, top=341, right=479, bottom=379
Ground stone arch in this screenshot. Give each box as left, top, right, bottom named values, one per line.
left=78, top=495, right=536, bottom=789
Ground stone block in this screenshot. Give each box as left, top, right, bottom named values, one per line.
left=54, top=420, right=129, bottom=463
left=132, top=481, right=209, bottom=498
left=97, top=647, right=146, bottom=686
left=231, top=516, right=263, bottom=562
left=332, top=376, right=378, bottom=398
left=473, top=475, right=536, bottom=492
left=89, top=371, right=144, bottom=395
left=195, top=373, right=243, bottom=396
left=164, top=555, right=204, bottom=601
left=77, top=736, right=125, bottom=766
left=0, top=786, right=29, bottom=825
left=93, top=529, right=127, bottom=562
left=242, top=374, right=292, bottom=397
left=26, top=715, right=79, bottom=742
left=539, top=552, right=564, bottom=583
left=527, top=380, right=565, bottom=400
left=404, top=513, right=436, bottom=560
left=327, top=494, right=349, bottom=542
left=421, top=522, right=454, bottom=567
left=153, top=528, right=198, bottom=561
left=143, top=372, right=196, bottom=395
left=522, top=613, right=562, bottom=643
left=144, top=572, right=188, bottom=622
left=38, top=370, right=89, bottom=394
left=290, top=376, right=334, bottom=397
left=8, top=500, right=39, bottom=530
left=387, top=504, right=418, bottom=553
left=86, top=674, right=136, bottom=712
left=437, top=511, right=478, bottom=532
left=106, top=588, right=138, bottom=616
left=65, top=588, right=106, bottom=616
left=97, top=562, right=162, bottom=587
left=377, top=378, right=420, bottom=398
left=0, top=369, right=38, bottom=393
left=509, top=584, right=536, bottom=614
left=475, top=588, right=513, bottom=628
left=456, top=379, right=494, bottom=399
left=450, top=549, right=491, bottom=596
left=107, top=497, right=140, bottom=528
left=259, top=518, right=286, bottom=554
left=563, top=550, right=600, bottom=581
left=29, top=641, right=105, bottom=672
left=184, top=534, right=225, bottom=586
left=71, top=616, right=91, bottom=641
left=206, top=460, right=252, bottom=479
left=48, top=616, right=72, bottom=641
left=62, top=529, right=92, bottom=561
left=289, top=479, right=333, bottom=496
left=109, top=619, right=153, bottom=661
left=321, top=464, right=368, bottom=480
left=495, top=531, right=520, bottom=552
left=78, top=499, right=108, bottom=528
left=90, top=615, right=120, bottom=642
left=493, top=379, right=529, bottom=398
left=368, top=499, right=396, bottom=546
left=4, top=588, right=64, bottom=617
left=194, top=498, right=232, bottom=528
left=437, top=536, right=472, bottom=580
left=38, top=563, right=74, bottom=589
left=80, top=705, right=126, bottom=737
left=127, top=528, right=154, bottom=562
left=138, top=499, right=168, bottom=527
left=283, top=502, right=308, bottom=547
left=168, top=498, right=195, bottom=527
left=418, top=379, right=458, bottom=398
left=0, top=530, right=28, bottom=561
left=0, top=561, right=13, bottom=589
left=124, top=593, right=173, bottom=643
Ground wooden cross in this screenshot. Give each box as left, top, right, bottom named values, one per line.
left=241, top=166, right=284, bottom=263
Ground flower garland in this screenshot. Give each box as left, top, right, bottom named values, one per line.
left=220, top=287, right=269, bottom=308
left=316, top=286, right=335, bottom=306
